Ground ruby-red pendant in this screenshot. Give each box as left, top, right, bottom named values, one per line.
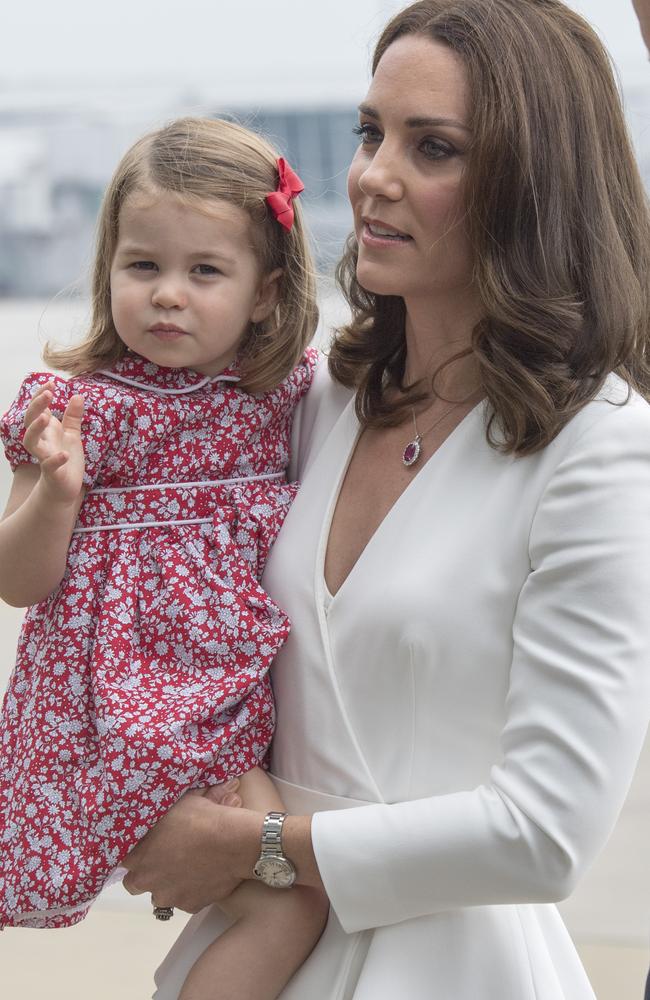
left=402, top=436, right=422, bottom=467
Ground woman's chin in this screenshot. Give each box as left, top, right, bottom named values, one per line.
left=355, top=266, right=404, bottom=299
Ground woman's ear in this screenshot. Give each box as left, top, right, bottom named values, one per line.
left=251, top=268, right=283, bottom=323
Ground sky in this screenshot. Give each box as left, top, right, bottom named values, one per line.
left=1, top=0, right=649, bottom=106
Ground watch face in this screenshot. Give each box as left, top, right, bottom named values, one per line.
left=254, top=856, right=296, bottom=888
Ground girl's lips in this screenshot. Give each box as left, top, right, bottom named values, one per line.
left=148, top=325, right=188, bottom=340
left=361, top=222, right=413, bottom=248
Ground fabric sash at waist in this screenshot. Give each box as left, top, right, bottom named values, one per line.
left=270, top=775, right=374, bottom=813
left=73, top=473, right=285, bottom=533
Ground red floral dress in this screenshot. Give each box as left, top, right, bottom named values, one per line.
left=0, top=348, right=316, bottom=929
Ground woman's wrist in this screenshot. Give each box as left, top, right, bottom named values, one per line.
left=282, top=813, right=324, bottom=890
left=225, top=807, right=264, bottom=879
left=232, top=807, right=325, bottom=890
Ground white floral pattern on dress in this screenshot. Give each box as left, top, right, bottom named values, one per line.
left=0, top=348, right=317, bottom=928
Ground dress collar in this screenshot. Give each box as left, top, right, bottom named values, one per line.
left=97, top=352, right=241, bottom=396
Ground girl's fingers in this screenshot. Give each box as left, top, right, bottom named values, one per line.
left=22, top=411, right=52, bottom=454
left=23, top=389, right=53, bottom=428
left=61, top=394, right=84, bottom=434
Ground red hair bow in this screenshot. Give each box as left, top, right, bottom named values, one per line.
left=265, top=157, right=304, bottom=232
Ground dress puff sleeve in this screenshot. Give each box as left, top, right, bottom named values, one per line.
left=0, top=372, right=110, bottom=488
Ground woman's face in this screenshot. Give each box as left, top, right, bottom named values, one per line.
left=348, top=35, right=474, bottom=305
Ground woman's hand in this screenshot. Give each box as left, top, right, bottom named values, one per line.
left=23, top=383, right=85, bottom=504
left=121, top=784, right=262, bottom=914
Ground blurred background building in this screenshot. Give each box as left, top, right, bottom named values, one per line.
left=1, top=70, right=648, bottom=299
left=0, top=87, right=363, bottom=296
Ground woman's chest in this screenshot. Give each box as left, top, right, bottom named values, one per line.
left=324, top=404, right=486, bottom=596
left=266, top=402, right=542, bottom=798
left=271, top=399, right=543, bottom=629
left=271, top=401, right=545, bottom=668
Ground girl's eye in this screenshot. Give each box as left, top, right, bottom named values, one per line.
left=420, top=138, right=456, bottom=161
left=193, top=264, right=220, bottom=276
left=130, top=261, right=157, bottom=271
left=352, top=123, right=382, bottom=145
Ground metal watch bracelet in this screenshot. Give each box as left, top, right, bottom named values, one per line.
left=253, top=811, right=297, bottom=888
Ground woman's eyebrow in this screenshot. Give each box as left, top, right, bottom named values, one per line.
left=358, top=102, right=470, bottom=133
left=406, top=115, right=471, bottom=132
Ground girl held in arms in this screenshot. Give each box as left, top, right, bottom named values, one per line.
left=0, top=116, right=327, bottom=999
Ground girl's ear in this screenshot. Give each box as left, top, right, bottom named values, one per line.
left=250, top=268, right=283, bottom=323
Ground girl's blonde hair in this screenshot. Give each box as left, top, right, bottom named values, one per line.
left=45, top=117, right=319, bottom=393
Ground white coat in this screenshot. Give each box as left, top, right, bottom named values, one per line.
left=154, top=362, right=650, bottom=999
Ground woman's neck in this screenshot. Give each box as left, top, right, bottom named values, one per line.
left=403, top=291, right=483, bottom=400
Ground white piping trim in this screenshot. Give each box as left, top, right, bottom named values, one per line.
left=9, top=902, right=90, bottom=923
left=96, top=369, right=241, bottom=395
left=73, top=516, right=215, bottom=534
left=89, top=473, right=284, bottom=496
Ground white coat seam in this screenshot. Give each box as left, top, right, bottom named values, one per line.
left=333, top=929, right=368, bottom=1000
left=314, top=407, right=385, bottom=804
left=406, top=642, right=417, bottom=798
left=511, top=905, right=542, bottom=1000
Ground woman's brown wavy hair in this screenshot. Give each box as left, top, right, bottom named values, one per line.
left=329, top=0, right=650, bottom=454
left=45, top=117, right=318, bottom=394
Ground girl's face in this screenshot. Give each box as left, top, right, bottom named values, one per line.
left=348, top=35, right=474, bottom=307
left=109, top=192, right=280, bottom=375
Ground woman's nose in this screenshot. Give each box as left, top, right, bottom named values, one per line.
left=357, top=146, right=404, bottom=201
left=151, top=276, right=188, bottom=310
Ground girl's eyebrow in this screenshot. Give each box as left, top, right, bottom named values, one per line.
left=117, top=245, right=235, bottom=264
left=187, top=250, right=235, bottom=263
left=116, top=245, right=153, bottom=256
left=358, top=102, right=471, bottom=133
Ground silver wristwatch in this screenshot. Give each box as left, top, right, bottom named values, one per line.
left=253, top=811, right=297, bottom=888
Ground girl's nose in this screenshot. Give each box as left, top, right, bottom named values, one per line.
left=151, top=277, right=188, bottom=310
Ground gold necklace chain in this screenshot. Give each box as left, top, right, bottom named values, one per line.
left=402, top=392, right=480, bottom=468
left=411, top=401, right=466, bottom=442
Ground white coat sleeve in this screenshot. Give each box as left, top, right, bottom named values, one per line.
left=311, top=395, right=650, bottom=933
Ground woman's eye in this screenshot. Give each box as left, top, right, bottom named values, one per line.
left=420, top=138, right=456, bottom=161
left=193, top=264, right=220, bottom=276
left=352, top=123, right=382, bottom=145
left=130, top=261, right=157, bottom=271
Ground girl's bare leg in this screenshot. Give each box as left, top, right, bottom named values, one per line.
left=179, top=767, right=329, bottom=1000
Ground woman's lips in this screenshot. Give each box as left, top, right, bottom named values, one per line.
left=361, top=221, right=413, bottom=248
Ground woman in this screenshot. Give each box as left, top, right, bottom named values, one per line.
left=125, top=2, right=650, bottom=997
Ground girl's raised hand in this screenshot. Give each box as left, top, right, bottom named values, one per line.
left=22, top=382, right=86, bottom=504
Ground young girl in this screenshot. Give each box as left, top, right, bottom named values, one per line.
left=0, top=116, right=327, bottom=998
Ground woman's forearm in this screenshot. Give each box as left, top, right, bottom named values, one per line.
left=122, top=792, right=326, bottom=911
left=0, top=475, right=80, bottom=606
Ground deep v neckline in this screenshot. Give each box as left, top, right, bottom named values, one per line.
left=320, top=397, right=486, bottom=602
